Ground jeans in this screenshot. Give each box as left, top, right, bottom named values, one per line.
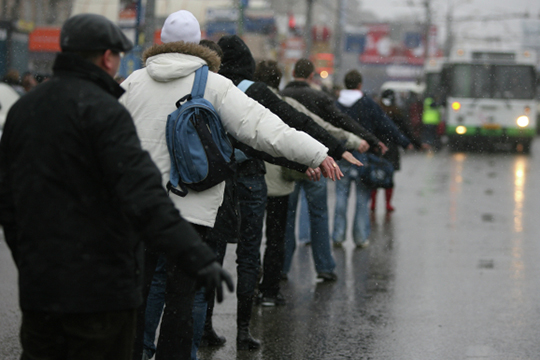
left=283, top=178, right=335, bottom=275
left=191, top=289, right=207, bottom=360
left=332, top=153, right=371, bottom=246
left=298, top=189, right=310, bottom=243
left=236, top=175, right=267, bottom=298
left=142, top=256, right=167, bottom=359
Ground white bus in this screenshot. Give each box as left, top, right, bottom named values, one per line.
left=439, top=49, right=538, bottom=152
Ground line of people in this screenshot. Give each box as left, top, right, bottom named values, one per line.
left=0, top=9, right=426, bottom=360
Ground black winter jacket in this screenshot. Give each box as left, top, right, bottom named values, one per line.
left=0, top=53, right=215, bottom=313
left=281, top=81, right=381, bottom=147
left=217, top=35, right=346, bottom=161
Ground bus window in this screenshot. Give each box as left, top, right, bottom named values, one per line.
left=493, top=66, right=535, bottom=100
left=450, top=64, right=491, bottom=98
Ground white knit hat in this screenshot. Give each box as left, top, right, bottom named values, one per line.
left=161, top=10, right=201, bottom=44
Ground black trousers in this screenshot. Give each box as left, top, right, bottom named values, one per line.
left=133, top=224, right=208, bottom=360
left=20, top=309, right=136, bottom=360
left=259, top=195, right=289, bottom=297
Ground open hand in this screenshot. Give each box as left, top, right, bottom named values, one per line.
left=341, top=151, right=363, bottom=167
left=318, top=156, right=343, bottom=181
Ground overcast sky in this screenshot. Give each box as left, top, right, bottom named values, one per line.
left=359, top=0, right=540, bottom=47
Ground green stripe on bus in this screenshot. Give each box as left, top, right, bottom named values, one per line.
left=446, top=127, right=535, bottom=137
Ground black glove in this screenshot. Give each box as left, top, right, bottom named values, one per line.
left=195, top=261, right=234, bottom=303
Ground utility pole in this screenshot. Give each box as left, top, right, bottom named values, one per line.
left=143, top=0, right=156, bottom=49
left=445, top=2, right=453, bottom=57
left=237, top=0, right=246, bottom=37
left=304, top=0, right=314, bottom=58
left=423, top=0, right=431, bottom=61
left=334, top=0, right=346, bottom=85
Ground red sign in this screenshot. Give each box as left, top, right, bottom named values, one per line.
left=359, top=23, right=441, bottom=65
left=29, top=27, right=61, bottom=52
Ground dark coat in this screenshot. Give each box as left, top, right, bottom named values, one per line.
left=281, top=81, right=381, bottom=147
left=0, top=53, right=215, bottom=313
left=336, top=95, right=411, bottom=150
left=378, top=102, right=423, bottom=170
left=217, top=35, right=347, bottom=161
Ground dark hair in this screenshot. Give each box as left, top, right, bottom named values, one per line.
left=254, top=60, right=282, bottom=89
left=3, top=69, right=20, bottom=85
left=293, top=58, right=314, bottom=79
left=344, top=70, right=362, bottom=89
left=199, top=39, right=223, bottom=59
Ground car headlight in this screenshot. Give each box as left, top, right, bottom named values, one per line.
left=456, top=126, right=467, bottom=135
left=517, top=116, right=529, bottom=128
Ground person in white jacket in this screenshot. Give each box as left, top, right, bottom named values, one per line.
left=119, top=10, right=341, bottom=360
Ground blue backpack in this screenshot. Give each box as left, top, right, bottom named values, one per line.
left=165, top=65, right=234, bottom=197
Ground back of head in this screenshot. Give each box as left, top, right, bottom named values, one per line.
left=344, top=70, right=362, bottom=90
left=254, top=60, right=282, bottom=89
left=217, top=35, right=255, bottom=83
left=199, top=39, right=223, bottom=59
left=293, top=59, right=314, bottom=79
left=161, top=10, right=201, bottom=44
left=380, top=89, right=395, bottom=106
left=61, top=13, right=133, bottom=54
left=3, top=69, right=20, bottom=85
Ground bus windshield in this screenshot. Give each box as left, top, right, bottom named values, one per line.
left=493, top=66, right=535, bottom=100
left=449, top=64, right=535, bottom=100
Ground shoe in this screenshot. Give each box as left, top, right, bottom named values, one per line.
left=332, top=241, right=343, bottom=248
left=260, top=292, right=286, bottom=307
left=355, top=241, right=370, bottom=249
left=386, top=205, right=395, bottom=212
left=317, top=272, right=337, bottom=281
left=280, top=272, right=288, bottom=281
left=200, top=327, right=226, bottom=347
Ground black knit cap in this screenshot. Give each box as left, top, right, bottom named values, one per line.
left=60, top=13, right=133, bottom=53
left=217, top=35, right=256, bottom=84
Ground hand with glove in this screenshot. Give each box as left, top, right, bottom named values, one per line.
left=196, top=261, right=234, bottom=303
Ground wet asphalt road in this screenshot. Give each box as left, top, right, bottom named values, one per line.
left=3, top=145, right=540, bottom=359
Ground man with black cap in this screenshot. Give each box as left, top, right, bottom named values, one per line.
left=0, top=13, right=232, bottom=360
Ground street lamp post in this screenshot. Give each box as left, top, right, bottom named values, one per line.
left=304, top=0, right=314, bottom=58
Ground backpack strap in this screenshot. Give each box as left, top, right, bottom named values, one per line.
left=190, top=65, right=209, bottom=99
left=237, top=79, right=254, bottom=93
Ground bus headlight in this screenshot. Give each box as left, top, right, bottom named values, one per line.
left=456, top=126, right=467, bottom=135
left=517, top=116, right=529, bottom=128
left=451, top=102, right=461, bottom=111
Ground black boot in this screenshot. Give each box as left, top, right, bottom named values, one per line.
left=236, top=295, right=261, bottom=350
left=200, top=303, right=226, bottom=347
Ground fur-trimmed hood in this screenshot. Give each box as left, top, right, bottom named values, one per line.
left=141, top=41, right=221, bottom=82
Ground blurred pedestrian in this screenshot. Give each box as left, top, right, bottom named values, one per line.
left=0, top=13, right=232, bottom=360
left=2, top=69, right=24, bottom=95
left=21, top=72, right=38, bottom=92
left=373, top=89, right=428, bottom=212
left=333, top=70, right=411, bottom=247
